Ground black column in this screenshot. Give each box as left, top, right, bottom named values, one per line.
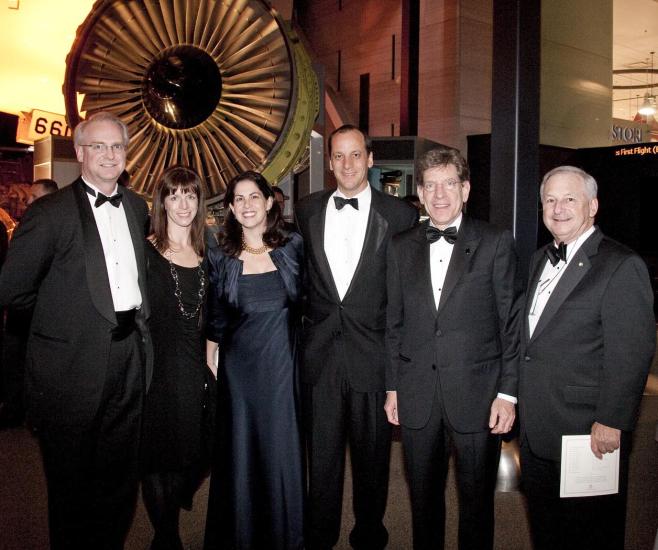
left=490, top=0, right=541, bottom=272
left=400, top=0, right=420, bottom=136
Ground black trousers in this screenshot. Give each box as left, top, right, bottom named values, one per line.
left=1, top=307, right=31, bottom=418
left=520, top=434, right=630, bottom=550
left=401, top=386, right=500, bottom=550
left=303, top=363, right=391, bottom=550
left=38, top=332, right=144, bottom=550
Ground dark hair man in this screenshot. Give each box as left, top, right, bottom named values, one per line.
left=1, top=178, right=58, bottom=429
left=295, top=124, right=417, bottom=549
left=518, top=166, right=655, bottom=550
left=385, top=146, right=522, bottom=549
left=0, top=111, right=152, bottom=549
left=27, top=178, right=58, bottom=205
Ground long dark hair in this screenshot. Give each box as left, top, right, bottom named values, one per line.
left=150, top=165, right=207, bottom=256
left=221, top=170, right=286, bottom=257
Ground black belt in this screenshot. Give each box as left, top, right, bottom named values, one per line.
left=112, top=308, right=137, bottom=341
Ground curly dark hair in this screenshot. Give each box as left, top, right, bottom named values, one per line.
left=220, top=170, right=286, bottom=257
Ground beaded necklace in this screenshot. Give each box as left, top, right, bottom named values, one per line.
left=166, top=250, right=206, bottom=319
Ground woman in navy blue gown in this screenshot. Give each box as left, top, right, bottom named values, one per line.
left=204, top=171, right=304, bottom=550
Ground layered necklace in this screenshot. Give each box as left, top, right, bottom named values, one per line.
left=241, top=234, right=269, bottom=255
left=166, top=249, right=206, bottom=320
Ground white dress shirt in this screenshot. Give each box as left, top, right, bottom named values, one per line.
left=527, top=226, right=595, bottom=338
left=324, top=185, right=372, bottom=300
left=429, top=215, right=462, bottom=309
left=84, top=179, right=142, bottom=311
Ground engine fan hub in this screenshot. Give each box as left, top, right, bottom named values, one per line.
left=143, top=46, right=221, bottom=130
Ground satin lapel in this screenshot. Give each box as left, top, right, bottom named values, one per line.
left=344, top=191, right=388, bottom=299
left=72, top=179, right=116, bottom=325
left=437, top=217, right=480, bottom=314
left=524, top=250, right=546, bottom=344
left=122, top=193, right=149, bottom=320
left=410, top=222, right=436, bottom=319
left=529, top=232, right=600, bottom=342
left=308, top=192, right=340, bottom=301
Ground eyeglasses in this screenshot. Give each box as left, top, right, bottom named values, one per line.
left=79, top=143, right=126, bottom=154
left=421, top=179, right=461, bottom=193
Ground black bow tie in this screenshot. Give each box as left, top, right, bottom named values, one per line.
left=334, top=196, right=359, bottom=210
left=85, top=183, right=122, bottom=208
left=426, top=225, right=458, bottom=244
left=545, top=242, right=567, bottom=266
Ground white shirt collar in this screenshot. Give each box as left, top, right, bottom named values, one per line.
left=553, top=225, right=596, bottom=264
left=429, top=213, right=463, bottom=232
left=82, top=177, right=119, bottom=197
left=333, top=183, right=372, bottom=202
left=329, top=184, right=372, bottom=216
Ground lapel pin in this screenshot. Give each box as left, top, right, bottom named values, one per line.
left=578, top=261, right=583, bottom=267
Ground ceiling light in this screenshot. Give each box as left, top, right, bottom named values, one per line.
left=638, top=93, right=656, bottom=116
left=638, top=52, right=656, bottom=116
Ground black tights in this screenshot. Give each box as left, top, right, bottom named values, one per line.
left=142, top=472, right=185, bottom=550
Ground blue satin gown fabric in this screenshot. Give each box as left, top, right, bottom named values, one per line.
left=204, top=233, right=304, bottom=550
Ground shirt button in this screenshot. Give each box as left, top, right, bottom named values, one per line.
left=435, top=329, right=442, bottom=337
left=524, top=356, right=531, bottom=361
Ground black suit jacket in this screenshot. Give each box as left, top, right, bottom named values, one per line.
left=386, top=217, right=522, bottom=432
left=295, top=187, right=417, bottom=391
left=0, top=178, right=152, bottom=429
left=519, top=228, right=655, bottom=461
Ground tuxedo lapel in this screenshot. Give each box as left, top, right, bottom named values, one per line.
left=72, top=179, right=116, bottom=325
left=437, top=217, right=480, bottom=314
left=529, top=230, right=601, bottom=342
left=410, top=222, right=436, bottom=319
left=122, top=193, right=149, bottom=320
left=524, top=250, right=546, bottom=343
left=344, top=190, right=388, bottom=299
left=308, top=192, right=340, bottom=301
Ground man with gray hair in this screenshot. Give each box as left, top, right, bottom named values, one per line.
left=0, top=111, right=151, bottom=549
left=519, top=165, right=655, bottom=549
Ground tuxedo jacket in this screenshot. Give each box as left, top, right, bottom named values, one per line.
left=519, top=228, right=655, bottom=461
left=295, top=187, right=417, bottom=391
left=386, top=217, right=522, bottom=432
left=0, top=178, right=152, bottom=429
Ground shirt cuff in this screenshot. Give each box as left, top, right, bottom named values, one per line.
left=497, top=392, right=517, bottom=404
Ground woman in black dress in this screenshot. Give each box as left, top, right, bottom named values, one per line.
left=204, top=171, right=304, bottom=550
left=142, top=165, right=213, bottom=550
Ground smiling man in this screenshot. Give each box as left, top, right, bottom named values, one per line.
left=295, top=125, right=416, bottom=549
left=0, top=112, right=151, bottom=549
left=385, top=146, right=522, bottom=550
left=519, top=166, right=655, bottom=550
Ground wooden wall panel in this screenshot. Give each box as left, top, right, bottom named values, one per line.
left=297, top=0, right=493, bottom=154
left=297, top=0, right=402, bottom=135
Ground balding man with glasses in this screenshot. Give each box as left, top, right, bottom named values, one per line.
left=0, top=111, right=152, bottom=550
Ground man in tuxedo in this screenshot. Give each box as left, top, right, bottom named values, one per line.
left=27, top=178, right=59, bottom=205
left=1, top=178, right=59, bottom=430
left=295, top=124, right=416, bottom=549
left=0, top=111, right=151, bottom=550
left=519, top=165, right=655, bottom=550
left=384, top=147, right=521, bottom=550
